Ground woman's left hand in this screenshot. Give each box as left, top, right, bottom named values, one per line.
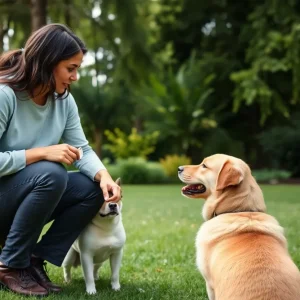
left=96, top=170, right=122, bottom=202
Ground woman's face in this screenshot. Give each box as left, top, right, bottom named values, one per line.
left=53, top=51, right=84, bottom=94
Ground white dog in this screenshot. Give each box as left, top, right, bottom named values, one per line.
left=62, top=179, right=126, bottom=295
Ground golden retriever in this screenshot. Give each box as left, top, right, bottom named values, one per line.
left=178, top=154, right=300, bottom=300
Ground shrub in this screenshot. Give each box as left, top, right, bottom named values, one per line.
left=160, top=154, right=192, bottom=179
left=259, top=115, right=300, bottom=176
left=107, top=157, right=168, bottom=184
left=119, top=160, right=149, bottom=184
left=104, top=128, right=160, bottom=160
left=146, top=162, right=169, bottom=183
left=106, top=164, right=121, bottom=181
left=252, top=169, right=291, bottom=182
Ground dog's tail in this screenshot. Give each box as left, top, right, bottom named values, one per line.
left=63, top=248, right=81, bottom=268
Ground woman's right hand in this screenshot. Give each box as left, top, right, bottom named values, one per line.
left=26, top=144, right=81, bottom=166
left=42, top=144, right=81, bottom=165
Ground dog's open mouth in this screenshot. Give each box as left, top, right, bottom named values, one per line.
left=182, top=184, right=206, bottom=195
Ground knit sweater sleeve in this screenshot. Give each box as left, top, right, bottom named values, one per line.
left=0, top=86, right=26, bottom=177
left=61, top=93, right=106, bottom=181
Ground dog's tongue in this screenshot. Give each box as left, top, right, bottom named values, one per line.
left=182, top=184, right=206, bottom=194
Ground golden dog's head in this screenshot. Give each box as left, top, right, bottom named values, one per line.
left=99, top=178, right=123, bottom=218
left=178, top=154, right=245, bottom=199
left=178, top=154, right=266, bottom=220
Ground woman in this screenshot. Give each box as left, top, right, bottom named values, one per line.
left=0, top=23, right=121, bottom=297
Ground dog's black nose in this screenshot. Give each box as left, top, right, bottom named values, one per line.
left=109, top=203, right=117, bottom=210
left=178, top=166, right=184, bottom=174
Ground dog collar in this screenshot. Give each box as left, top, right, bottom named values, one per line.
left=213, top=210, right=256, bottom=218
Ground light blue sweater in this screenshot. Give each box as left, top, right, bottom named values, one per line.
left=0, top=84, right=105, bottom=180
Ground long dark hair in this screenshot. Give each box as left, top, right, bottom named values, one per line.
left=0, top=23, right=87, bottom=99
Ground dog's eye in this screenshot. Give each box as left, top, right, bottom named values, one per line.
left=202, top=163, right=207, bottom=168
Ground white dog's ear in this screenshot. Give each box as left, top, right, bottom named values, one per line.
left=115, top=178, right=121, bottom=186
left=216, top=161, right=244, bottom=191
left=115, top=178, right=122, bottom=199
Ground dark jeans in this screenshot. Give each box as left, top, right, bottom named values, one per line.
left=0, top=161, right=104, bottom=268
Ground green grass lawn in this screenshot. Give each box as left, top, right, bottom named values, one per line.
left=1, top=184, right=300, bottom=300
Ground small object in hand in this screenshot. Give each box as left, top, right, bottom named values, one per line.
left=78, top=147, right=83, bottom=159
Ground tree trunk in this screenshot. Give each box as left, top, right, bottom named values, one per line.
left=0, top=17, right=11, bottom=53
left=134, top=116, right=143, bottom=132
left=64, top=0, right=71, bottom=27
left=0, top=26, right=5, bottom=53
left=93, top=127, right=102, bottom=157
left=30, top=0, right=47, bottom=32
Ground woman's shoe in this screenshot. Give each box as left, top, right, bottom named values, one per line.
left=0, top=264, right=48, bottom=296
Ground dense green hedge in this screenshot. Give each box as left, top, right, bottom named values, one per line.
left=252, top=169, right=291, bottom=183
left=107, top=158, right=169, bottom=184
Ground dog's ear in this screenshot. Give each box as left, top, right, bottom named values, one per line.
left=115, top=178, right=123, bottom=199
left=115, top=178, right=121, bottom=186
left=216, top=161, right=244, bottom=191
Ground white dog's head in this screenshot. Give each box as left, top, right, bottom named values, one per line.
left=99, top=178, right=122, bottom=218
left=178, top=154, right=266, bottom=220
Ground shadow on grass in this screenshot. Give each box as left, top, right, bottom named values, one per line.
left=61, top=277, right=206, bottom=300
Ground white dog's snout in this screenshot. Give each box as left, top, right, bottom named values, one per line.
left=109, top=203, right=118, bottom=210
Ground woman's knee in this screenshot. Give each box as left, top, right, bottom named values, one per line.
left=32, top=161, right=68, bottom=192
left=69, top=172, right=104, bottom=210
left=83, top=179, right=104, bottom=211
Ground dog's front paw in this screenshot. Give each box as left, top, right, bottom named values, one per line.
left=86, top=288, right=97, bottom=295
left=86, top=286, right=97, bottom=295
left=111, top=282, right=121, bottom=291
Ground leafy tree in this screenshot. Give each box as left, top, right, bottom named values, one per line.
left=231, top=0, right=300, bottom=124
left=30, top=0, right=47, bottom=31
left=144, top=54, right=218, bottom=157
left=71, top=76, right=135, bottom=157
left=0, top=0, right=31, bottom=51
